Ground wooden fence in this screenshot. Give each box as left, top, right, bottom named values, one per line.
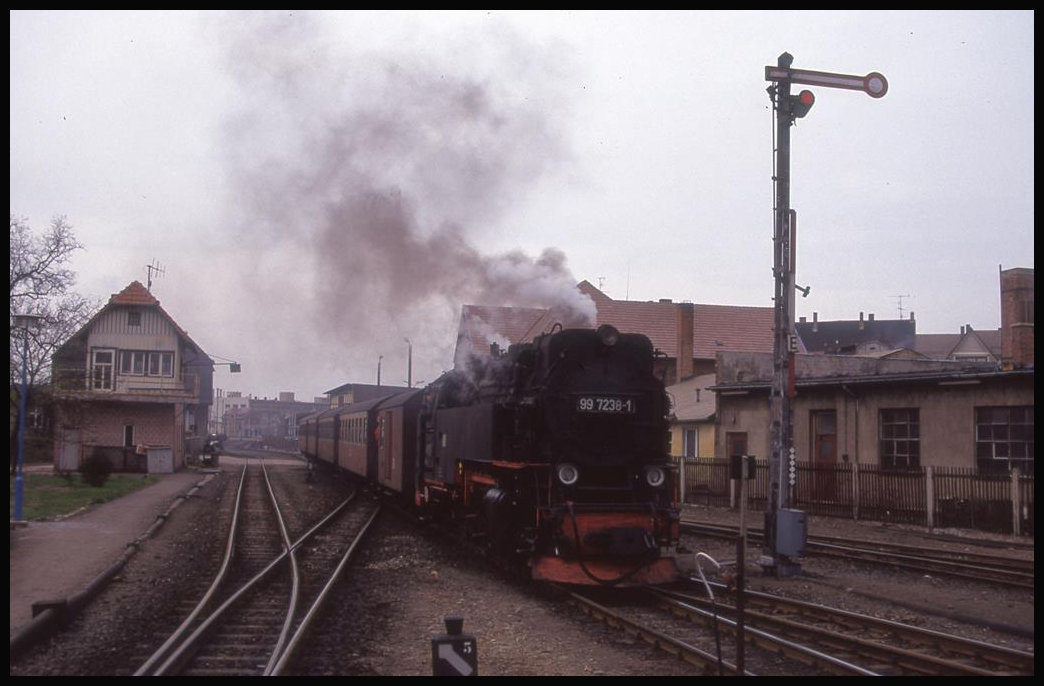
left=678, top=457, right=1034, bottom=537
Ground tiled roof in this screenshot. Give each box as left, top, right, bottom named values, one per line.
left=666, top=373, right=717, bottom=422
left=592, top=297, right=679, bottom=356
left=692, top=304, right=774, bottom=358
left=796, top=318, right=916, bottom=354
left=108, top=280, right=159, bottom=306
left=915, top=328, right=1002, bottom=361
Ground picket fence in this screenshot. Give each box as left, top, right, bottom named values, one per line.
left=678, top=457, right=1034, bottom=537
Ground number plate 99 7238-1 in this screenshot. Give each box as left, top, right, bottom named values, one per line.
left=576, top=396, right=637, bottom=414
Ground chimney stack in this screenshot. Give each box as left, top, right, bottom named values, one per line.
left=675, top=302, right=695, bottom=383
left=1000, top=267, right=1034, bottom=368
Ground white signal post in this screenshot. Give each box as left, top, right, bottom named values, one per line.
left=765, top=65, right=889, bottom=98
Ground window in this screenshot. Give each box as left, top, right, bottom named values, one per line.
left=128, top=310, right=141, bottom=327
left=120, top=350, right=174, bottom=377
left=976, top=406, right=1034, bottom=475
left=683, top=428, right=697, bottom=458
left=879, top=408, right=920, bottom=470
left=726, top=432, right=747, bottom=461
left=1016, top=299, right=1034, bottom=324
left=120, top=351, right=147, bottom=375
left=91, top=349, right=115, bottom=391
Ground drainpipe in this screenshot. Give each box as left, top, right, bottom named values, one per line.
left=842, top=384, right=859, bottom=520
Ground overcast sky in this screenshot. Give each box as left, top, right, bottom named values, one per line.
left=10, top=10, right=1034, bottom=401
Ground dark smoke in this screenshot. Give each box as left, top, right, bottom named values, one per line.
left=216, top=12, right=593, bottom=391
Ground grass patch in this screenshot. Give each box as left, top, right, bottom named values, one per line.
left=10, top=472, right=162, bottom=521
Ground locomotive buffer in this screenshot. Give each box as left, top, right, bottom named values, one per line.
left=762, top=53, right=888, bottom=578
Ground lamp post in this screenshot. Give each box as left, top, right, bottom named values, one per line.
left=404, top=338, right=412, bottom=388
left=377, top=355, right=383, bottom=386
left=13, top=313, right=42, bottom=523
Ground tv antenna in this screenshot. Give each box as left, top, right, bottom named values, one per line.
left=146, top=260, right=166, bottom=292
left=892, top=294, right=911, bottom=319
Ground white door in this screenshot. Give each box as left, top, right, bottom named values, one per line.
left=59, top=428, right=81, bottom=471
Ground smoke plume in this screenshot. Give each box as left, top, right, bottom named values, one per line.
left=214, top=12, right=593, bottom=392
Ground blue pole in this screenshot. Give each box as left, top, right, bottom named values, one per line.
left=14, top=332, right=28, bottom=522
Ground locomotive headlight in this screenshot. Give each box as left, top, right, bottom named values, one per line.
left=644, top=465, right=667, bottom=488
left=556, top=462, right=580, bottom=486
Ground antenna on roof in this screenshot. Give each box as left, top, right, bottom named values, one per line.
left=146, top=260, right=166, bottom=292
left=892, top=294, right=911, bottom=319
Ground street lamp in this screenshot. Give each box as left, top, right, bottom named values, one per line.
left=404, top=338, right=412, bottom=388
left=12, top=313, right=42, bottom=523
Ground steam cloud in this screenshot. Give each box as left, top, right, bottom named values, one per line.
left=216, top=12, right=593, bottom=391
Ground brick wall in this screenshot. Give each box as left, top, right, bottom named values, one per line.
left=1000, top=267, right=1034, bottom=368
left=57, top=400, right=185, bottom=470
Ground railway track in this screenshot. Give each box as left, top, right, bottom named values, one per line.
left=556, top=579, right=1033, bottom=676
left=133, top=460, right=379, bottom=676
left=682, top=520, right=1034, bottom=589
left=557, top=583, right=860, bottom=676
left=649, top=583, right=1034, bottom=676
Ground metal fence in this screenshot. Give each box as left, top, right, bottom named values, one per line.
left=678, top=457, right=1034, bottom=537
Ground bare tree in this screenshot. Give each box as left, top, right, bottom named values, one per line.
left=10, top=215, right=98, bottom=389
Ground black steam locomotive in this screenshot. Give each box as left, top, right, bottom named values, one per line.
left=299, top=324, right=680, bottom=586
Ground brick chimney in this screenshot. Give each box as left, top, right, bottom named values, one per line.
left=1000, top=267, right=1034, bottom=368
left=675, top=302, right=694, bottom=382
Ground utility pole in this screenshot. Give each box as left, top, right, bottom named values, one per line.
left=404, top=338, right=413, bottom=388
left=762, top=53, right=888, bottom=578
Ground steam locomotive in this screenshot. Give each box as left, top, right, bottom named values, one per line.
left=298, top=324, right=680, bottom=586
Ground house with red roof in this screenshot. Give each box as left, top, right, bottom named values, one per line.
left=50, top=281, right=214, bottom=472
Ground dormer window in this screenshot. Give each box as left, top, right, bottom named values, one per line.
left=128, top=310, right=142, bottom=327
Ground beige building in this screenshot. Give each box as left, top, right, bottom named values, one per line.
left=713, top=352, right=1033, bottom=474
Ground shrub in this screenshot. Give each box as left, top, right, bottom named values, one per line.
left=81, top=452, right=113, bottom=487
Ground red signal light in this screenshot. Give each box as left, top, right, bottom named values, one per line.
left=789, top=89, right=815, bottom=118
